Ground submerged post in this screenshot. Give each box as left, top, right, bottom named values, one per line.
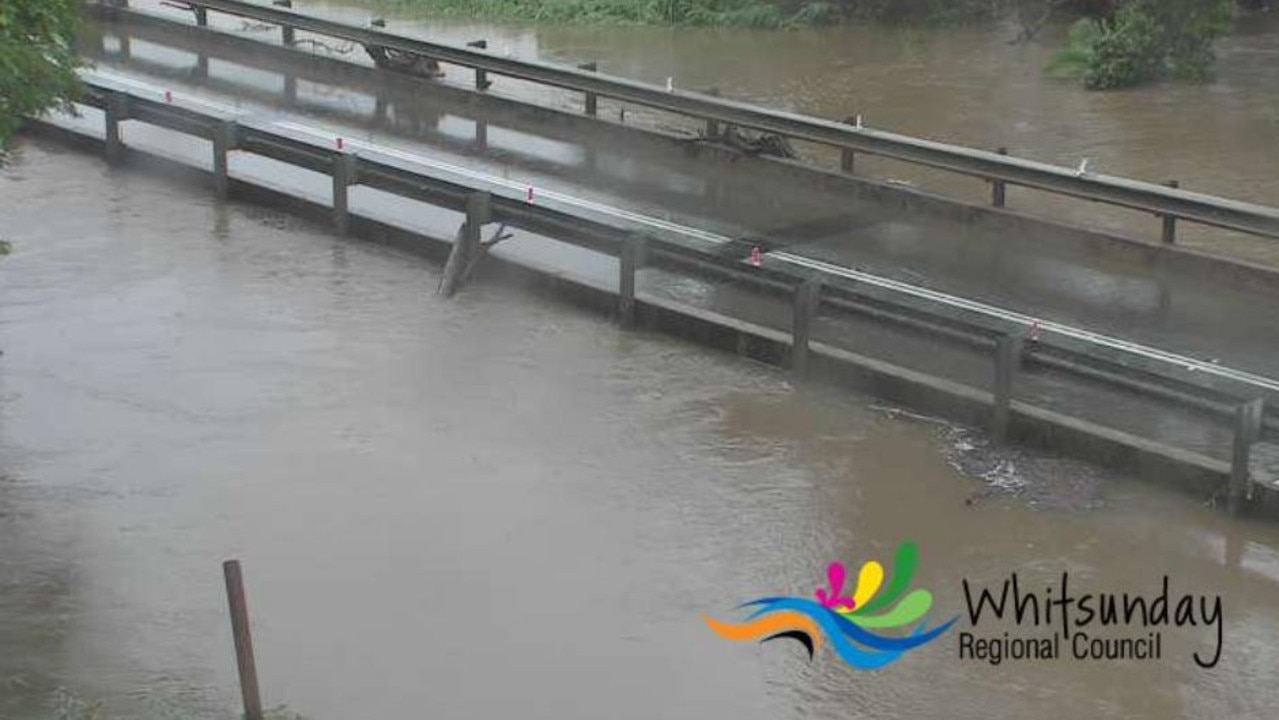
left=790, top=278, right=822, bottom=376
left=1229, top=399, right=1264, bottom=516
left=212, top=119, right=238, bottom=201
left=991, top=333, right=1024, bottom=443
left=579, top=62, right=598, bottom=116
left=468, top=40, right=490, bottom=90
left=222, top=560, right=264, bottom=720
left=991, top=147, right=1008, bottom=208
left=274, top=0, right=295, bottom=44
left=104, top=92, right=129, bottom=165
left=618, top=234, right=648, bottom=328
left=439, top=191, right=491, bottom=298
left=840, top=116, right=857, bottom=173
left=332, top=151, right=357, bottom=235
left=705, top=88, right=721, bottom=137
left=1161, top=180, right=1180, bottom=245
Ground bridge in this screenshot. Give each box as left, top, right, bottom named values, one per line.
left=33, top=0, right=1279, bottom=513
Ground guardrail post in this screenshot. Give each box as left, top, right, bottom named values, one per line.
left=475, top=119, right=488, bottom=150
left=284, top=74, right=297, bottom=102
left=840, top=116, right=856, bottom=173
left=991, top=147, right=1008, bottom=208
left=104, top=92, right=129, bottom=165
left=991, top=333, right=1024, bottom=443
left=579, top=62, right=598, bottom=116
left=705, top=88, right=720, bottom=137
left=618, top=234, right=648, bottom=328
left=222, top=560, right=264, bottom=720
left=194, top=7, right=208, bottom=27
left=1229, top=398, right=1264, bottom=516
left=1161, top=180, right=1179, bottom=245
left=790, top=278, right=822, bottom=376
left=273, top=0, right=295, bottom=45
left=439, top=191, right=491, bottom=298
left=212, top=119, right=238, bottom=201
left=332, top=151, right=357, bottom=235
left=467, top=40, right=491, bottom=90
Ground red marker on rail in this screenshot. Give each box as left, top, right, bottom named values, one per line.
left=336, top=137, right=344, bottom=150
left=1030, top=320, right=1042, bottom=342
left=526, top=186, right=535, bottom=203
left=749, top=246, right=762, bottom=267
left=164, top=90, right=172, bottom=104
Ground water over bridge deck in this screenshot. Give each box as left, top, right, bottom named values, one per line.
left=38, top=0, right=1279, bottom=512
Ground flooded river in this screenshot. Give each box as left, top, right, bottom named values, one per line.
left=6, top=4, right=1279, bottom=719
left=290, top=0, right=1279, bottom=261
left=5, top=134, right=1279, bottom=719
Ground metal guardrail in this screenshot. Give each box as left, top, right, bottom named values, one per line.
left=52, top=71, right=1278, bottom=514
left=109, top=0, right=1279, bottom=242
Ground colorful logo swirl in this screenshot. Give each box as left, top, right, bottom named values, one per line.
left=704, top=541, right=957, bottom=670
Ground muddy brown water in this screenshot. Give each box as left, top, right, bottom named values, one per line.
left=6, top=5, right=1279, bottom=719
left=5, top=133, right=1279, bottom=720
left=286, top=0, right=1279, bottom=265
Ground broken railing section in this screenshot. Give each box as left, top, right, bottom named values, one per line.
left=438, top=191, right=511, bottom=298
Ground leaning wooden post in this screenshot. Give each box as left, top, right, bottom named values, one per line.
left=212, top=119, right=238, bottom=201
left=579, top=62, right=598, bottom=116
left=1161, top=180, right=1179, bottom=245
left=617, top=234, right=648, bottom=328
left=104, top=92, right=129, bottom=165
left=439, top=191, right=491, bottom=298
left=991, top=333, right=1024, bottom=443
left=991, top=147, right=1009, bottom=208
left=222, top=560, right=264, bottom=720
left=332, top=151, right=357, bottom=236
left=790, top=278, right=822, bottom=376
left=1228, top=398, right=1264, bottom=516
left=467, top=40, right=491, bottom=90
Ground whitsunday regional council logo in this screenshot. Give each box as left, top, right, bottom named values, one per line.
left=706, top=542, right=1225, bottom=670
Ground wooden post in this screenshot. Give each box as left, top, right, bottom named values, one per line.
left=790, top=278, right=822, bottom=376
left=105, top=92, right=128, bottom=165
left=439, top=192, right=491, bottom=298
left=1161, top=180, right=1179, bottom=245
left=705, top=88, right=720, bottom=137
left=840, top=116, right=857, bottom=173
left=222, top=560, right=264, bottom=720
left=992, top=147, right=1008, bottom=208
left=1229, top=398, right=1264, bottom=516
left=212, top=119, right=237, bottom=201
left=468, top=40, right=490, bottom=90
left=991, top=334, right=1023, bottom=443
left=332, top=152, right=357, bottom=235
left=579, top=62, right=598, bottom=116
left=618, top=234, right=648, bottom=328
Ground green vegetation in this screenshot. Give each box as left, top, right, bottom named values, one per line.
left=0, top=0, right=82, bottom=161
left=1046, top=0, right=1236, bottom=89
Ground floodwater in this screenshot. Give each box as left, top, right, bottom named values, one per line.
left=6, top=4, right=1279, bottom=720
left=292, top=0, right=1279, bottom=263
left=6, top=133, right=1279, bottom=719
